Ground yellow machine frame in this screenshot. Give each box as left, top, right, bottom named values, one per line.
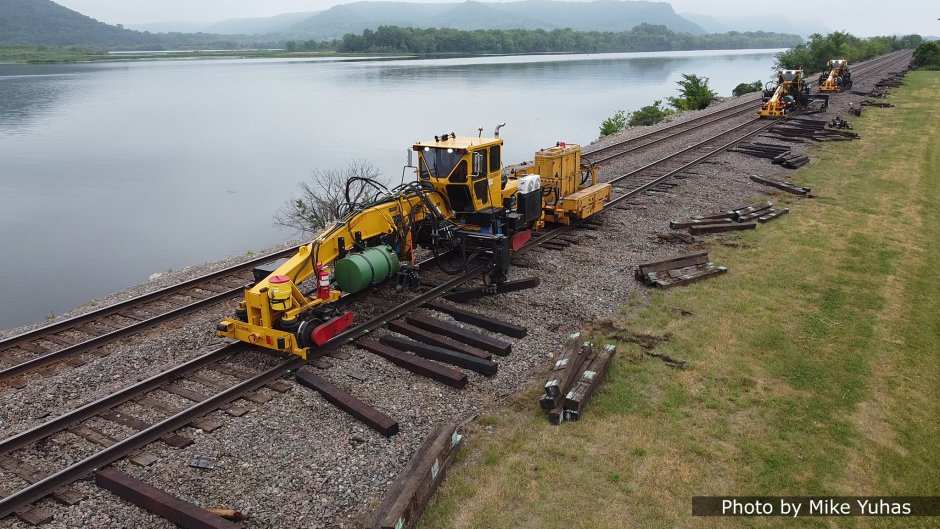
left=517, top=143, right=611, bottom=224
left=217, top=133, right=611, bottom=360
left=759, top=69, right=806, bottom=118
left=217, top=191, right=450, bottom=359
left=819, top=59, right=849, bottom=92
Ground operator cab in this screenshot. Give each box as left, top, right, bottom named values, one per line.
left=414, top=133, right=503, bottom=223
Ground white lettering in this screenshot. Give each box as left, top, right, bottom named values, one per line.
left=722, top=499, right=774, bottom=515
left=779, top=500, right=802, bottom=517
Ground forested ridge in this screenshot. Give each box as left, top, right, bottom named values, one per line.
left=287, top=24, right=803, bottom=54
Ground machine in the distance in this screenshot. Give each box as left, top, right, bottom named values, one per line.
left=818, top=59, right=852, bottom=92
left=216, top=129, right=611, bottom=360
left=758, top=69, right=829, bottom=118
left=759, top=69, right=810, bottom=117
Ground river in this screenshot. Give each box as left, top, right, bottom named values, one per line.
left=0, top=49, right=780, bottom=330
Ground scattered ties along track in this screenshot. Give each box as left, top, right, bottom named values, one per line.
left=0, top=49, right=915, bottom=524
left=0, top=102, right=794, bottom=521
left=0, top=48, right=910, bottom=392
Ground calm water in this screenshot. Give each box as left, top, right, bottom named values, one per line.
left=0, top=49, right=779, bottom=330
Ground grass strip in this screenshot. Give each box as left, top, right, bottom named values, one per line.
left=417, top=71, right=940, bottom=529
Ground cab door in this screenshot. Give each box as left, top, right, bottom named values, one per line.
left=471, top=149, right=490, bottom=208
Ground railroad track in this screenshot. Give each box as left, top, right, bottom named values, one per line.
left=0, top=247, right=307, bottom=387
left=0, top=50, right=915, bottom=524
left=0, top=49, right=910, bottom=390
left=575, top=49, right=910, bottom=168
left=0, top=106, right=774, bottom=520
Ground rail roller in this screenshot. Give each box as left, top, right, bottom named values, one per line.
left=818, top=59, right=852, bottom=92
left=216, top=128, right=611, bottom=359
left=758, top=68, right=829, bottom=118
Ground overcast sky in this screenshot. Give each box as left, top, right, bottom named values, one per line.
left=53, top=0, right=939, bottom=37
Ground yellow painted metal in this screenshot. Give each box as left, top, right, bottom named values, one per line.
left=216, top=191, right=449, bottom=358
left=516, top=142, right=609, bottom=224
left=267, top=279, right=293, bottom=311
left=218, top=135, right=609, bottom=359
left=820, top=59, right=848, bottom=93
left=414, top=135, right=504, bottom=212
left=759, top=69, right=805, bottom=118
left=533, top=143, right=582, bottom=199
left=558, top=182, right=612, bottom=222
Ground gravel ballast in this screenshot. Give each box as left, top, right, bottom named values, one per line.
left=0, top=52, right=911, bottom=529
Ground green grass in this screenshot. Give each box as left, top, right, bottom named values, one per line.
left=418, top=71, right=940, bottom=529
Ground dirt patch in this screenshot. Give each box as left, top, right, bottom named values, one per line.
left=588, top=319, right=687, bottom=369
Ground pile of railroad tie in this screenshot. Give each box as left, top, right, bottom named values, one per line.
left=540, top=333, right=616, bottom=424
left=768, top=118, right=859, bottom=142
left=634, top=251, right=726, bottom=288
left=729, top=142, right=809, bottom=169
left=668, top=200, right=791, bottom=237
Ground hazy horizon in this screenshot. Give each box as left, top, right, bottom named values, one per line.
left=49, top=0, right=940, bottom=37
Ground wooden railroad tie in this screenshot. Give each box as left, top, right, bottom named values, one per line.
left=96, top=469, right=241, bottom=529
left=295, top=369, right=399, bottom=437
left=444, top=277, right=540, bottom=303
left=635, top=251, right=727, bottom=289
left=386, top=320, right=492, bottom=360
left=750, top=175, right=811, bottom=196
left=378, top=335, right=498, bottom=377
left=366, top=423, right=464, bottom=529
left=404, top=314, right=512, bottom=356
left=356, top=340, right=467, bottom=389
left=538, top=337, right=617, bottom=424
left=689, top=222, right=757, bottom=235
left=422, top=301, right=527, bottom=338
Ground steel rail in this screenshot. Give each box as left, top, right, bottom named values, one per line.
left=607, top=120, right=780, bottom=206
left=584, top=103, right=760, bottom=164
left=0, top=48, right=914, bottom=519
left=0, top=353, right=300, bottom=520
left=0, top=265, right=489, bottom=518
left=582, top=97, right=761, bottom=157
left=0, top=290, right=241, bottom=383
left=0, top=344, right=240, bottom=457
left=0, top=246, right=299, bottom=351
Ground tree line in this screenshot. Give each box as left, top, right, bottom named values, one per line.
left=286, top=24, right=804, bottom=55
left=775, top=32, right=922, bottom=72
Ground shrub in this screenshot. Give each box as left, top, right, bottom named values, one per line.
left=668, top=73, right=717, bottom=111
left=913, top=41, right=940, bottom=69
left=733, top=80, right=763, bottom=96
left=599, top=110, right=627, bottom=136
left=273, top=160, right=387, bottom=233
left=628, top=100, right=675, bottom=126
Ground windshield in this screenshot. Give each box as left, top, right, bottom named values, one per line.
left=420, top=148, right=463, bottom=180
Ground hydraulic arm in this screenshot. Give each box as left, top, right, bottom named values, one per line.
left=217, top=186, right=450, bottom=359
left=217, top=131, right=611, bottom=360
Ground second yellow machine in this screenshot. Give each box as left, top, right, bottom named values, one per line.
left=216, top=130, right=611, bottom=359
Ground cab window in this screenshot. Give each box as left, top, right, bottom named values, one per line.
left=489, top=145, right=501, bottom=173
left=420, top=148, right=463, bottom=180
left=472, top=150, right=488, bottom=181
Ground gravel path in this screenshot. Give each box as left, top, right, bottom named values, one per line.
left=0, top=52, right=911, bottom=529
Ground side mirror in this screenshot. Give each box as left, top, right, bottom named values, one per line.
left=407, top=148, right=413, bottom=168
left=472, top=152, right=484, bottom=176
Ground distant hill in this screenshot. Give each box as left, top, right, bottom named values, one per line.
left=0, top=0, right=285, bottom=49
left=204, top=12, right=318, bottom=35
left=681, top=12, right=829, bottom=37
left=285, top=0, right=706, bottom=40
left=128, top=20, right=216, bottom=34
left=0, top=0, right=146, bottom=46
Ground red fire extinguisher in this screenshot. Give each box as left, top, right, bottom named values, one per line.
left=315, top=263, right=331, bottom=300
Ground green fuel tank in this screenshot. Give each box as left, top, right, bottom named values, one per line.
left=333, top=245, right=401, bottom=294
